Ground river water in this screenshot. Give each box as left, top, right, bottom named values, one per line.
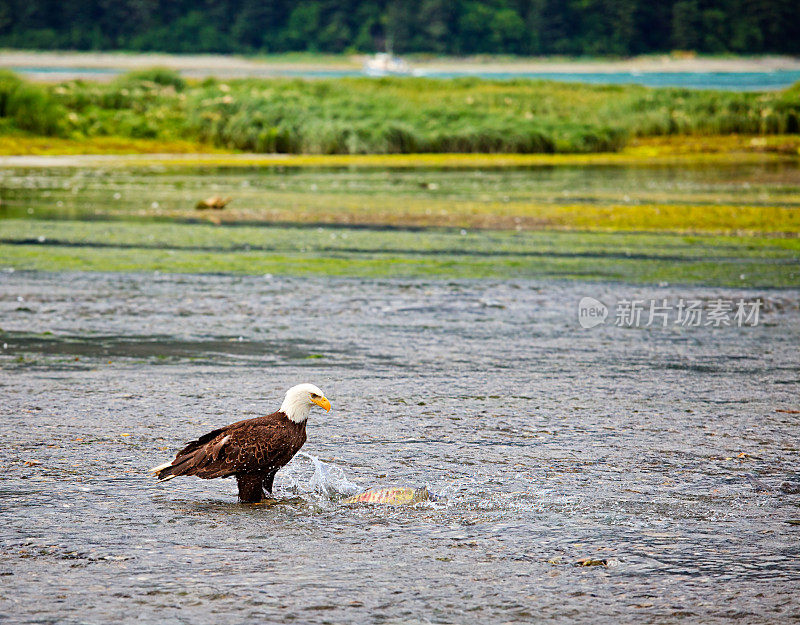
left=12, top=65, right=800, bottom=90
left=1, top=271, right=799, bottom=623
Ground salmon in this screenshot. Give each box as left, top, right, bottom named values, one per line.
left=343, top=486, right=432, bottom=506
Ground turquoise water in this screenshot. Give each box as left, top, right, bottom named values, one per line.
left=13, top=65, right=800, bottom=90
left=418, top=70, right=800, bottom=91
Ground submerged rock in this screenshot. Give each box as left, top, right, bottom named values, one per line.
left=343, top=486, right=432, bottom=506
left=575, top=558, right=608, bottom=567
left=195, top=196, right=231, bottom=210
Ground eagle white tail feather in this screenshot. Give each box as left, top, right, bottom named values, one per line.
left=157, top=474, right=176, bottom=482
left=150, top=461, right=173, bottom=474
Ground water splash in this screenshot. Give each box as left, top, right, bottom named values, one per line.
left=280, top=452, right=361, bottom=500
left=280, top=454, right=453, bottom=507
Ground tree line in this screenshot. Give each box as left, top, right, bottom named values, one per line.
left=1, top=0, right=798, bottom=56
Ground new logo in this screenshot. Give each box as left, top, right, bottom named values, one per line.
left=578, top=297, right=608, bottom=329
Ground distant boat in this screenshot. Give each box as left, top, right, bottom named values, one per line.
left=363, top=53, right=416, bottom=77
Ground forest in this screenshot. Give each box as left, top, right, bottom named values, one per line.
left=1, top=0, right=799, bottom=56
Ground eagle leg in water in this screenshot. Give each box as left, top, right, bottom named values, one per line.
left=263, top=471, right=278, bottom=496
left=236, top=473, right=266, bottom=503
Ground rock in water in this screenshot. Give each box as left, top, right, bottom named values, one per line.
left=343, top=486, right=431, bottom=506
left=195, top=196, right=231, bottom=210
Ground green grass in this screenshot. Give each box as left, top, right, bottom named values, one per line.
left=1, top=69, right=799, bottom=154
left=1, top=219, right=797, bottom=286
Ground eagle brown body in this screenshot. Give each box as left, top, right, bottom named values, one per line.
left=153, top=410, right=307, bottom=502
left=152, top=383, right=330, bottom=503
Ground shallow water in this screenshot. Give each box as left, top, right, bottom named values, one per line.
left=1, top=271, right=799, bottom=623
left=418, top=70, right=800, bottom=91
left=1, top=162, right=798, bottom=223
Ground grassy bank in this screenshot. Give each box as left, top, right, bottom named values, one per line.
left=2, top=220, right=797, bottom=286
left=0, top=135, right=228, bottom=155
left=1, top=68, right=799, bottom=154
left=1, top=134, right=798, bottom=159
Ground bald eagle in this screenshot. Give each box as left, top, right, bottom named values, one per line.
left=150, top=383, right=331, bottom=503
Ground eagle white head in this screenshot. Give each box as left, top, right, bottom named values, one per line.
left=280, top=383, right=331, bottom=423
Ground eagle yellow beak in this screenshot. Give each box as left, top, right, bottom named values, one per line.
left=312, top=396, right=331, bottom=412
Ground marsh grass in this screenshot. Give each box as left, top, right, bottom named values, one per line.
left=2, top=70, right=799, bottom=154
left=0, top=135, right=228, bottom=155
left=2, top=134, right=798, bottom=160
left=0, top=70, right=65, bottom=136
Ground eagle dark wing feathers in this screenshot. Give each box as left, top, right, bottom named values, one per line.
left=152, top=413, right=305, bottom=486
left=176, top=427, right=227, bottom=457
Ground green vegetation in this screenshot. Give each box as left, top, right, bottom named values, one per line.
left=0, top=70, right=65, bottom=135
left=2, top=0, right=798, bottom=56
left=1, top=70, right=799, bottom=155
left=1, top=220, right=797, bottom=286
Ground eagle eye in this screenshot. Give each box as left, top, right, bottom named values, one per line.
left=310, top=392, right=320, bottom=399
